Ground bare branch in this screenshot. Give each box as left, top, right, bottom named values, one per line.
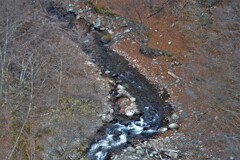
left=7, top=53, right=34, bottom=160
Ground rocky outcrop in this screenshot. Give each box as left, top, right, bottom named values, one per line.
left=139, top=45, right=173, bottom=58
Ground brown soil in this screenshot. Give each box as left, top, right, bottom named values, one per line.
left=94, top=0, right=240, bottom=159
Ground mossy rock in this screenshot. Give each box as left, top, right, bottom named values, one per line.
left=93, top=5, right=116, bottom=17
left=100, top=32, right=111, bottom=44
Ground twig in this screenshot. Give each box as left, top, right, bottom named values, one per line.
left=147, top=0, right=170, bottom=18
left=168, top=71, right=181, bottom=80
left=57, top=56, right=63, bottom=109
left=152, top=143, right=163, bottom=160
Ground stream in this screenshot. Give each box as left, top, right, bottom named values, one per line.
left=43, top=1, right=172, bottom=159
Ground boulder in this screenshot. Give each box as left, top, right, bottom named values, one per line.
left=93, top=17, right=101, bottom=29
left=101, top=114, right=113, bottom=122
left=168, top=123, right=179, bottom=129
left=100, top=32, right=111, bottom=44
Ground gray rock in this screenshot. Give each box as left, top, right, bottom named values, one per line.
left=152, top=59, right=159, bottom=65
left=116, top=89, right=127, bottom=98
left=169, top=151, right=178, bottom=159
left=129, top=97, right=136, bottom=102
left=126, top=146, right=135, bottom=152
left=78, top=8, right=83, bottom=14
left=135, top=146, right=142, bottom=150
left=135, top=149, right=144, bottom=155
left=149, top=153, right=154, bottom=157
left=168, top=123, right=179, bottom=129
left=124, top=29, right=130, bottom=33
left=171, top=113, right=180, bottom=120
left=158, top=127, right=168, bottom=133
left=100, top=34, right=111, bottom=44
left=100, top=27, right=106, bottom=31
left=68, top=7, right=74, bottom=12
left=93, top=17, right=101, bottom=29
left=122, top=20, right=128, bottom=27
left=117, top=84, right=126, bottom=90
left=101, top=114, right=113, bottom=122
left=152, top=151, right=158, bottom=155
left=163, top=137, right=170, bottom=143
left=76, top=15, right=80, bottom=20
left=229, top=156, right=235, bottom=160
left=143, top=37, right=149, bottom=43
left=125, top=109, right=135, bottom=117
left=105, top=70, right=110, bottom=74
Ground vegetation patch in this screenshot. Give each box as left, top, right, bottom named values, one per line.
left=93, top=5, right=117, bottom=17
left=59, top=97, right=96, bottom=115
left=11, top=111, right=30, bottom=160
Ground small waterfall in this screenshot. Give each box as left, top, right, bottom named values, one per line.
left=87, top=107, right=161, bottom=160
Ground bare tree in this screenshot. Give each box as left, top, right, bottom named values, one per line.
left=7, top=53, right=35, bottom=160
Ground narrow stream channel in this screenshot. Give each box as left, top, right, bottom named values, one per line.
left=42, top=1, right=172, bottom=159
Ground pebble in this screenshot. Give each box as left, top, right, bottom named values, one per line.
left=152, top=151, right=158, bottom=155
left=117, top=84, right=126, bottom=91
left=126, top=146, right=135, bottom=152
left=122, top=20, right=128, bottom=27
left=78, top=8, right=83, bottom=14
left=143, top=37, right=149, bottom=43
left=112, top=73, right=118, bottom=78
left=229, top=156, right=235, bottom=160
left=135, top=146, right=142, bottom=150
left=124, top=29, right=130, bottom=33
left=135, top=149, right=144, bottom=155
left=169, top=151, right=178, bottom=159
left=168, top=123, right=179, bottom=129
left=125, top=109, right=135, bottom=117
left=171, top=113, right=180, bottom=120
left=101, top=114, right=113, bottom=122
left=158, top=127, right=168, bottom=133
left=163, top=137, right=170, bottom=143
left=76, top=15, right=81, bottom=20
left=105, top=70, right=110, bottom=74
left=129, top=97, right=136, bottom=102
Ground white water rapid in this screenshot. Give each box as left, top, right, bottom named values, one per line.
left=87, top=107, right=161, bottom=160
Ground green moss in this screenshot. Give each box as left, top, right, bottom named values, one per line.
left=84, top=0, right=93, bottom=6
left=59, top=97, right=96, bottom=115
left=100, top=32, right=111, bottom=44
left=35, top=138, right=44, bottom=151
left=93, top=5, right=117, bottom=17
left=145, top=32, right=152, bottom=38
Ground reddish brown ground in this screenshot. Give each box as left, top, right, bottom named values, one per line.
left=94, top=0, right=240, bottom=158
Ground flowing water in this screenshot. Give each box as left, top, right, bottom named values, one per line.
left=43, top=1, right=171, bottom=159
